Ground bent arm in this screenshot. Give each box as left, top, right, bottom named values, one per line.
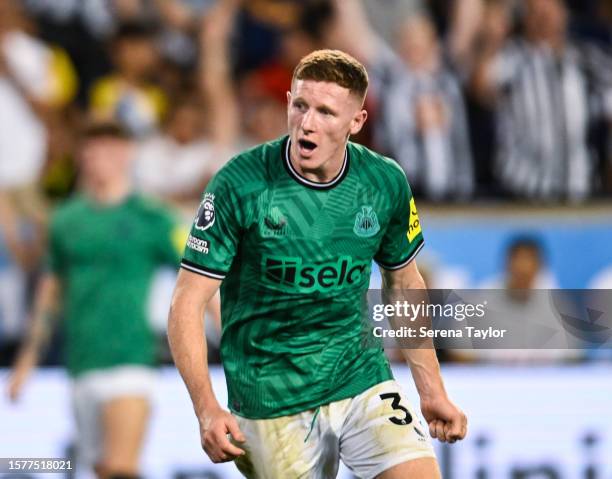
left=168, top=269, right=223, bottom=418
left=381, top=261, right=467, bottom=443
left=380, top=261, right=446, bottom=400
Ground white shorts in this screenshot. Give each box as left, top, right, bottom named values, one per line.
left=233, top=380, right=435, bottom=479
left=71, top=365, right=157, bottom=472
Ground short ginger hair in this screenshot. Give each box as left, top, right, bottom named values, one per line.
left=292, top=49, right=369, bottom=100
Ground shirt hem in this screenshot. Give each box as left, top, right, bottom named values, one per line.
left=180, top=259, right=227, bottom=279
left=228, top=368, right=394, bottom=420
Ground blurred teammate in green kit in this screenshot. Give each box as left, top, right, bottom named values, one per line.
left=8, top=122, right=184, bottom=479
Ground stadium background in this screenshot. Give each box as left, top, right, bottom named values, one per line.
left=1, top=0, right=611, bottom=477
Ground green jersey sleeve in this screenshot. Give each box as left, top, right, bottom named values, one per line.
left=181, top=172, right=243, bottom=280
left=374, top=170, right=424, bottom=269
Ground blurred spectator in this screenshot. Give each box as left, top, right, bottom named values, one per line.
left=133, top=93, right=228, bottom=206
left=451, top=235, right=582, bottom=363
left=26, top=0, right=157, bottom=39
left=504, top=236, right=550, bottom=290
left=238, top=72, right=290, bottom=146
left=471, top=0, right=612, bottom=201
left=236, top=0, right=336, bottom=145
left=0, top=0, right=77, bottom=217
left=480, top=235, right=559, bottom=288
left=331, top=0, right=474, bottom=200
left=233, top=0, right=303, bottom=75
left=153, top=0, right=216, bottom=71
left=25, top=0, right=159, bottom=105
left=89, top=22, right=167, bottom=137
left=0, top=0, right=78, bottom=361
left=361, top=0, right=423, bottom=45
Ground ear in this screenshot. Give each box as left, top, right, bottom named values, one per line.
left=286, top=91, right=292, bottom=105
left=349, top=109, right=368, bottom=136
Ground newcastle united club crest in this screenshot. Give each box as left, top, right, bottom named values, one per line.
left=353, top=206, right=380, bottom=238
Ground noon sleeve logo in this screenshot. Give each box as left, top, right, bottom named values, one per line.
left=407, top=198, right=422, bottom=243
left=186, top=234, right=209, bottom=254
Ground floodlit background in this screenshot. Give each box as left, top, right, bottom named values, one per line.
left=1, top=0, right=611, bottom=477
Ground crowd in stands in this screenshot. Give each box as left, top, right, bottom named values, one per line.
left=1, top=0, right=611, bottom=366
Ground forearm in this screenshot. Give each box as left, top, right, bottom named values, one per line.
left=329, top=0, right=378, bottom=62
left=402, top=349, right=447, bottom=400
left=168, top=295, right=221, bottom=419
left=16, top=274, right=59, bottom=366
left=199, top=0, right=239, bottom=146
left=0, top=194, right=28, bottom=269
left=381, top=263, right=447, bottom=399
left=448, top=0, right=485, bottom=69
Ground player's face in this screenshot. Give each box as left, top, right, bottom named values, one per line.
left=287, top=80, right=367, bottom=177
left=80, top=137, right=133, bottom=185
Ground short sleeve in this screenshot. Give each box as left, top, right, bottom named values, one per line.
left=154, top=209, right=185, bottom=267
left=374, top=171, right=424, bottom=270
left=180, top=172, right=243, bottom=280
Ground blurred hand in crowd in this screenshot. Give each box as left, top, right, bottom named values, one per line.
left=415, top=95, right=449, bottom=133
left=396, top=15, right=440, bottom=74
left=479, top=0, right=512, bottom=53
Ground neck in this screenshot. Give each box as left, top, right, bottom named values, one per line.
left=88, top=178, right=131, bottom=205
left=289, top=140, right=347, bottom=183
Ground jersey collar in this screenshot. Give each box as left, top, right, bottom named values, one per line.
left=282, top=136, right=350, bottom=190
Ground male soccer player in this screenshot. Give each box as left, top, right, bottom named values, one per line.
left=8, top=122, right=184, bottom=479
left=169, top=50, right=467, bottom=478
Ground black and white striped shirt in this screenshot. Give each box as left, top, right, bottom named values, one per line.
left=372, top=44, right=474, bottom=200
left=492, top=39, right=612, bottom=201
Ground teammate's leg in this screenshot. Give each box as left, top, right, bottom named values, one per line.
left=376, top=457, right=441, bottom=479
left=98, top=396, right=150, bottom=478
left=72, top=376, right=103, bottom=478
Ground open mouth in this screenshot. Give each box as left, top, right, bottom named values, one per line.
left=298, top=139, right=317, bottom=154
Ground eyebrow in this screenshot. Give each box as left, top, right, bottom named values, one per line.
left=317, top=105, right=337, bottom=115
left=292, top=96, right=338, bottom=115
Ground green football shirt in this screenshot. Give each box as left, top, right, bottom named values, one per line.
left=48, top=194, right=182, bottom=376
left=182, top=136, right=424, bottom=419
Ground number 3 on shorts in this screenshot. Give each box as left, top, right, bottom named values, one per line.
left=379, top=392, right=413, bottom=426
